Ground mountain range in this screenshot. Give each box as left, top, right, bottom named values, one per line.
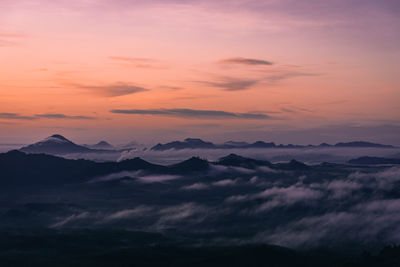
left=17, top=134, right=395, bottom=155
left=20, top=134, right=123, bottom=155
left=6, top=148, right=399, bottom=187
left=150, top=138, right=394, bottom=151
left=0, top=150, right=318, bottom=186
left=348, top=156, right=400, bottom=165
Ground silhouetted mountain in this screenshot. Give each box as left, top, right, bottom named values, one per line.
left=217, top=153, right=309, bottom=171
left=3, top=148, right=400, bottom=258
left=0, top=150, right=95, bottom=185
left=1, top=228, right=400, bottom=267
left=4, top=147, right=400, bottom=188
left=274, top=159, right=310, bottom=170
left=348, top=156, right=400, bottom=165
left=334, top=141, right=393, bottom=148
left=1, top=150, right=318, bottom=187
left=0, top=150, right=164, bottom=186
left=85, top=141, right=114, bottom=150
left=20, top=134, right=93, bottom=154
left=247, top=141, right=276, bottom=148
left=152, top=138, right=394, bottom=150
left=277, top=144, right=303, bottom=148
left=168, top=157, right=210, bottom=173
left=151, top=138, right=216, bottom=150
left=318, top=143, right=332, bottom=147
left=216, top=154, right=273, bottom=169
left=19, top=135, right=123, bottom=155
left=152, top=139, right=279, bottom=150
left=116, top=157, right=167, bottom=173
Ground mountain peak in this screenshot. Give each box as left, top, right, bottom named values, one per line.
left=41, top=134, right=73, bottom=144
left=50, top=134, right=69, bottom=140
left=169, top=156, right=210, bottom=173
left=20, top=134, right=90, bottom=155
left=217, top=154, right=272, bottom=169
left=92, top=141, right=113, bottom=148
left=184, top=138, right=207, bottom=143
left=274, top=159, right=310, bottom=170
left=334, top=141, right=393, bottom=148
left=151, top=138, right=215, bottom=150
left=96, top=141, right=111, bottom=146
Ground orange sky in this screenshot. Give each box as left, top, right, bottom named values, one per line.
left=1, top=0, right=399, bottom=144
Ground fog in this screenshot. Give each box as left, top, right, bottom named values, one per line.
left=12, top=164, right=397, bottom=249
left=2, top=146, right=400, bottom=251
left=61, top=147, right=400, bottom=164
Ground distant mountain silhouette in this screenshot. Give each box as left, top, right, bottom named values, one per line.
left=334, top=141, right=393, bottom=148
left=151, top=138, right=215, bottom=150
left=151, top=139, right=279, bottom=150
left=85, top=141, right=114, bottom=150
left=274, top=159, right=311, bottom=170
left=18, top=135, right=395, bottom=154
left=0, top=150, right=321, bottom=186
left=318, top=143, right=332, bottom=147
left=168, top=156, right=211, bottom=173
left=20, top=134, right=93, bottom=154
left=19, top=134, right=121, bottom=155
left=348, top=156, right=400, bottom=165
left=151, top=138, right=394, bottom=150
left=0, top=150, right=165, bottom=185
left=216, top=154, right=273, bottom=169
left=247, top=141, right=277, bottom=148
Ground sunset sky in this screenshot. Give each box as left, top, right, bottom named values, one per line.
left=1, top=0, right=399, bottom=145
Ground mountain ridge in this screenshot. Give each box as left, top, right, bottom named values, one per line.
left=19, top=134, right=127, bottom=155
left=0, top=150, right=314, bottom=186
left=3, top=149, right=398, bottom=187
left=150, top=138, right=394, bottom=151
left=17, top=134, right=396, bottom=155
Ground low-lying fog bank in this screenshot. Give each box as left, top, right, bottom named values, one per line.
left=61, top=147, right=400, bottom=164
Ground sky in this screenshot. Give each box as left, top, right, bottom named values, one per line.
left=0, top=0, right=399, bottom=145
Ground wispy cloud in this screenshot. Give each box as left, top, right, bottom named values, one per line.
left=219, top=57, right=273, bottom=66
left=182, top=182, right=209, bottom=190
left=50, top=212, right=90, bottom=228
left=212, top=179, right=238, bottom=186
left=196, top=77, right=259, bottom=91
left=196, top=69, right=317, bottom=91
left=180, top=123, right=221, bottom=128
left=110, top=108, right=271, bottom=120
left=35, top=113, right=96, bottom=120
left=70, top=82, right=149, bottom=97
left=0, top=113, right=37, bottom=120
left=0, top=112, right=96, bottom=121
left=104, top=206, right=154, bottom=221
left=264, top=71, right=319, bottom=84
left=159, top=85, right=183, bottom=91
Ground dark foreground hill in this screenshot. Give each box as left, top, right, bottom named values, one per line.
left=0, top=150, right=166, bottom=185
left=0, top=229, right=399, bottom=267
left=0, top=151, right=314, bottom=185
left=1, top=150, right=400, bottom=266
left=348, top=156, right=400, bottom=165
